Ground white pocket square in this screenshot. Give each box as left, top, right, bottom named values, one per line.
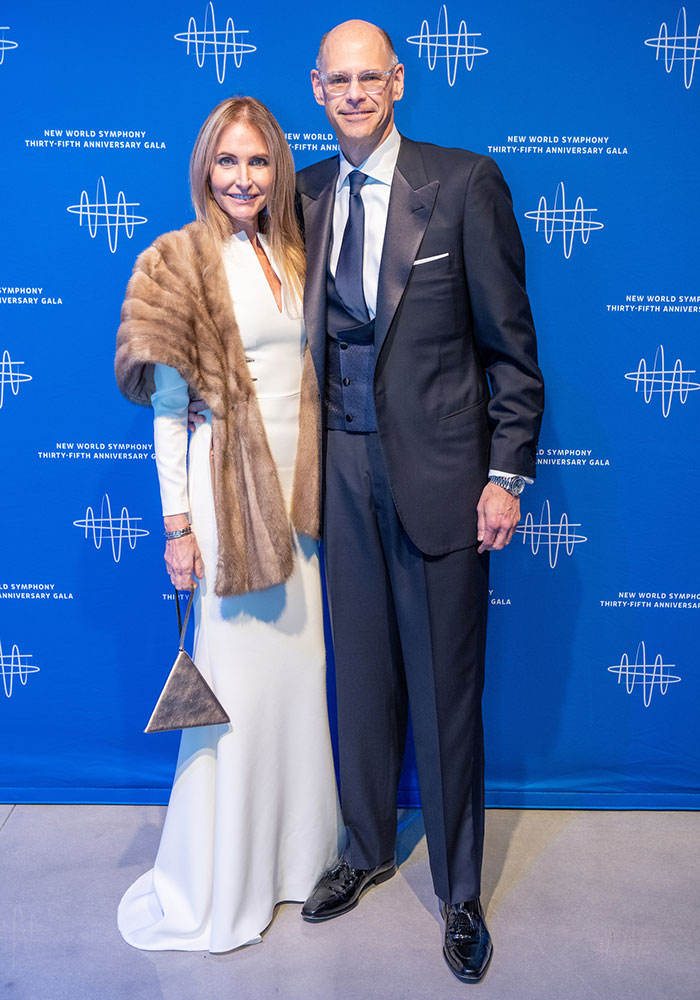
left=413, top=252, right=449, bottom=266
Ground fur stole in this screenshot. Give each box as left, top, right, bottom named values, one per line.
left=115, top=221, right=320, bottom=597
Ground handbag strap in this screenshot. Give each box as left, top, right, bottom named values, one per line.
left=174, top=588, right=195, bottom=650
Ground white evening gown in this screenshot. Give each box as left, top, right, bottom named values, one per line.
left=118, top=231, right=343, bottom=953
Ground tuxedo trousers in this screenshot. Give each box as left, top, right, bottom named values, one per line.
left=323, top=428, right=489, bottom=903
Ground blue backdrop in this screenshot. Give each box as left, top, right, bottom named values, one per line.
left=1, top=1, right=698, bottom=807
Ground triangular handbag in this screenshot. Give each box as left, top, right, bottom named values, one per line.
left=144, top=589, right=231, bottom=733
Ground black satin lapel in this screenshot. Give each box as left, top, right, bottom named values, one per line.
left=375, top=171, right=439, bottom=358
left=301, top=182, right=335, bottom=382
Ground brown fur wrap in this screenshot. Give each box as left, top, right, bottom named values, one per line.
left=115, top=221, right=320, bottom=597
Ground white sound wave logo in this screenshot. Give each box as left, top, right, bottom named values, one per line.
left=406, top=5, right=487, bottom=86
left=73, top=494, right=149, bottom=562
left=0, top=350, right=32, bottom=409
left=1, top=641, right=39, bottom=699
left=524, top=182, right=604, bottom=259
left=175, top=2, right=256, bottom=83
left=644, top=7, right=700, bottom=89
left=515, top=499, right=587, bottom=568
left=0, top=25, right=18, bottom=64
left=625, top=344, right=699, bottom=417
left=608, top=641, right=681, bottom=707
left=66, top=176, right=147, bottom=254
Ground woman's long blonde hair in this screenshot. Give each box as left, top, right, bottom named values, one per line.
left=190, top=97, right=305, bottom=301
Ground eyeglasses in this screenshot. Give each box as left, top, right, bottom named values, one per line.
left=318, top=68, right=395, bottom=96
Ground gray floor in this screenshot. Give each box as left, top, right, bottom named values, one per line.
left=1, top=805, right=698, bottom=999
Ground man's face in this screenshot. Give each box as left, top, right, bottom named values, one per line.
left=311, top=22, right=404, bottom=161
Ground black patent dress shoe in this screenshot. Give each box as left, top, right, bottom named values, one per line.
left=440, top=898, right=493, bottom=984
left=301, top=856, right=397, bottom=922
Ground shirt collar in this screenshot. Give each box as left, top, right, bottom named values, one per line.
left=336, top=127, right=401, bottom=192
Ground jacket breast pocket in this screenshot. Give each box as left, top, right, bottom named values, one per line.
left=411, top=252, right=451, bottom=281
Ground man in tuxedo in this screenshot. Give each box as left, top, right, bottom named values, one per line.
left=296, top=19, right=544, bottom=984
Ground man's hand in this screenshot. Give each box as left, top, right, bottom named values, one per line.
left=476, top=482, right=520, bottom=553
left=187, top=397, right=208, bottom=432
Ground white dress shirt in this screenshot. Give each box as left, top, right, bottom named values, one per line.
left=329, top=126, right=401, bottom=319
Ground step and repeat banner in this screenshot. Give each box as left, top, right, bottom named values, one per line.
left=1, top=1, right=698, bottom=806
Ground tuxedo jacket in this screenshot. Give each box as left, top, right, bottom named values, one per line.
left=296, top=135, right=545, bottom=556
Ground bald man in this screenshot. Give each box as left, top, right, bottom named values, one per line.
left=294, top=20, right=543, bottom=984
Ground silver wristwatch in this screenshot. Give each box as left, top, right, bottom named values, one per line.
left=488, top=475, right=525, bottom=497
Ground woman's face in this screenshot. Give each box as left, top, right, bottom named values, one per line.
left=209, top=120, right=272, bottom=237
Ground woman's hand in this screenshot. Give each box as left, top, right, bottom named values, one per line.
left=163, top=515, right=204, bottom=590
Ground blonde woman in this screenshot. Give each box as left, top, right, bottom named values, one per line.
left=115, top=97, right=342, bottom=952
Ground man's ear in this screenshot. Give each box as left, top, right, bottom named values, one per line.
left=310, top=69, right=325, bottom=106
left=392, top=64, right=405, bottom=103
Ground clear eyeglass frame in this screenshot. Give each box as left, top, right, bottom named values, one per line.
left=318, top=68, right=395, bottom=96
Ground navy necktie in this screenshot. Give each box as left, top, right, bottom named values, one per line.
left=335, top=170, right=369, bottom=323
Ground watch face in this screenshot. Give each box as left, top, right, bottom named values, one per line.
left=489, top=475, right=525, bottom=496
